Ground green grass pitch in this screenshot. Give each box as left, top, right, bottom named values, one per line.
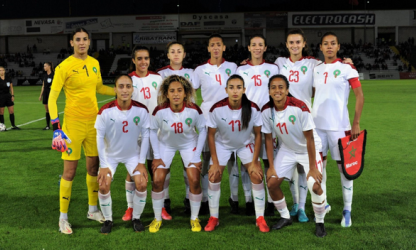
left=0, top=80, right=415, bottom=249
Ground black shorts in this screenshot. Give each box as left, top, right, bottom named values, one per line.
left=0, top=94, right=14, bottom=108
left=42, top=89, right=50, bottom=105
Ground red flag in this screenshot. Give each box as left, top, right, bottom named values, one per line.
left=338, top=130, right=367, bottom=180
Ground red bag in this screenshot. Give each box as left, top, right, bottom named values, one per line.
left=338, top=130, right=367, bottom=180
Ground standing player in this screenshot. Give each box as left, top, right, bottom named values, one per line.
left=312, top=32, right=364, bottom=228
left=261, top=75, right=327, bottom=237
left=149, top=75, right=206, bottom=233
left=95, top=75, right=150, bottom=234
left=193, top=34, right=239, bottom=214
left=38, top=62, right=54, bottom=130
left=275, top=29, right=353, bottom=221
left=122, top=46, right=166, bottom=222
left=48, top=28, right=115, bottom=234
left=237, top=34, right=279, bottom=216
left=157, top=41, right=195, bottom=214
left=205, top=75, right=268, bottom=232
left=0, top=66, right=19, bottom=130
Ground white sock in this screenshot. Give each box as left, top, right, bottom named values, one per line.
left=263, top=167, right=272, bottom=203
left=227, top=160, right=239, bottom=201
left=89, top=205, right=98, bottom=213
left=133, top=190, right=147, bottom=220
left=252, top=182, right=265, bottom=218
left=289, top=170, right=299, bottom=205
left=340, top=169, right=353, bottom=211
left=322, top=160, right=328, bottom=203
left=126, top=181, right=135, bottom=208
left=183, top=169, right=190, bottom=199
left=273, top=197, right=290, bottom=219
left=313, top=203, right=326, bottom=223
left=98, top=191, right=112, bottom=221
left=241, top=164, right=253, bottom=202
left=60, top=212, right=68, bottom=220
left=189, top=192, right=202, bottom=220
left=164, top=173, right=171, bottom=200
left=208, top=181, right=221, bottom=218
left=298, top=172, right=307, bottom=211
left=152, top=191, right=164, bottom=221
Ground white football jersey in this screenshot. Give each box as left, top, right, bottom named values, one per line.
left=193, top=59, right=238, bottom=118
left=237, top=60, right=279, bottom=110
left=130, top=71, right=163, bottom=114
left=261, top=97, right=321, bottom=153
left=207, top=97, right=262, bottom=150
left=157, top=65, right=194, bottom=82
left=151, top=102, right=206, bottom=149
left=312, top=59, right=360, bottom=131
left=95, top=100, right=150, bottom=164
left=275, top=56, right=321, bottom=110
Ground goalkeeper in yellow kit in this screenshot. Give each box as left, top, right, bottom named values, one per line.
left=48, top=28, right=115, bottom=234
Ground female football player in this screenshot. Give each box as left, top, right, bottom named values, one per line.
left=39, top=62, right=54, bottom=130
left=157, top=41, right=195, bottom=215
left=149, top=75, right=206, bottom=233
left=122, top=45, right=165, bottom=221
left=95, top=74, right=150, bottom=234
left=312, top=32, right=364, bottom=228
left=205, top=75, right=269, bottom=233
left=262, top=74, right=327, bottom=237
left=237, top=34, right=279, bottom=216
left=0, top=66, right=19, bottom=129
left=48, top=27, right=115, bottom=234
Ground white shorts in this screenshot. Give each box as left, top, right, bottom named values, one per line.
left=157, top=143, right=198, bottom=169
left=316, top=128, right=351, bottom=161
left=106, top=155, right=141, bottom=177
left=273, top=147, right=323, bottom=180
left=210, top=142, right=256, bottom=166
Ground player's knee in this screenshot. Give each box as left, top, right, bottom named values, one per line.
left=135, top=182, right=147, bottom=192
left=99, top=183, right=110, bottom=194
left=152, top=177, right=165, bottom=191
left=267, top=177, right=278, bottom=191
left=188, top=177, right=200, bottom=191
left=307, top=177, right=325, bottom=204
left=249, top=173, right=262, bottom=184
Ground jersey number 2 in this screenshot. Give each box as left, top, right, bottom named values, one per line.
left=122, top=121, right=128, bottom=133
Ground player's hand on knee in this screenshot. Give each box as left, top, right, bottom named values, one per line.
left=98, top=168, right=112, bottom=186
left=208, top=164, right=221, bottom=181
left=189, top=162, right=202, bottom=172
left=248, top=161, right=263, bottom=181
left=307, top=167, right=322, bottom=183
left=266, top=167, right=278, bottom=183
left=133, top=163, right=148, bottom=183
left=151, top=159, right=165, bottom=174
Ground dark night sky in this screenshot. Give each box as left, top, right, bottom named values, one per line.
left=0, top=0, right=415, bottom=19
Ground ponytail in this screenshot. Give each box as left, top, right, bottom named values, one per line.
left=241, top=93, right=252, bottom=130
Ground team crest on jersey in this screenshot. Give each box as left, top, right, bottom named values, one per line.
left=152, top=82, right=157, bottom=89
left=133, top=116, right=140, bottom=125
left=93, top=67, right=98, bottom=74
left=288, top=115, right=296, bottom=125
left=334, top=70, right=341, bottom=78
left=184, top=73, right=190, bottom=80
left=47, top=78, right=52, bottom=83
left=67, top=148, right=73, bottom=156
left=264, top=70, right=270, bottom=78
left=6, top=82, right=10, bottom=87
left=185, top=118, right=192, bottom=127
left=301, top=66, right=308, bottom=75
left=225, top=68, right=231, bottom=76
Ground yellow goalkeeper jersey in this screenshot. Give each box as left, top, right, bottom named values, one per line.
left=51, top=55, right=111, bottom=121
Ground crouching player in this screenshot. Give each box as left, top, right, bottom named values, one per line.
left=261, top=75, right=327, bottom=237
left=149, top=75, right=206, bottom=233
left=95, top=75, right=150, bottom=234
left=205, top=75, right=269, bottom=233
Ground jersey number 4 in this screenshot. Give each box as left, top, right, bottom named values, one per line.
left=215, top=74, right=222, bottom=85
left=276, top=122, right=288, bottom=134
left=171, top=122, right=183, bottom=133
left=251, top=75, right=262, bottom=86
left=140, top=87, right=151, bottom=99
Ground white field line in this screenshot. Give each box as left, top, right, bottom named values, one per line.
left=5, top=98, right=114, bottom=130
